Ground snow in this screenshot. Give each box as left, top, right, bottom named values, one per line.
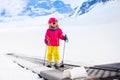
left=63, top=0, right=86, bottom=8
left=0, top=54, right=41, bottom=80
left=0, top=0, right=26, bottom=16
left=0, top=0, right=120, bottom=80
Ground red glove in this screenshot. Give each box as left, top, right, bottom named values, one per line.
left=44, top=38, right=50, bottom=45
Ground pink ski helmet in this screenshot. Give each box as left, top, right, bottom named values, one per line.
left=48, top=17, right=58, bottom=24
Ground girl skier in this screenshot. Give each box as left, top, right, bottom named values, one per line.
left=44, top=17, right=68, bottom=68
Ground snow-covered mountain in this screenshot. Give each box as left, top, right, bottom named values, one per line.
left=0, top=0, right=112, bottom=22
left=0, top=1, right=120, bottom=80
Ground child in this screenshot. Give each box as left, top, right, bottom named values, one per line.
left=44, top=17, right=68, bottom=68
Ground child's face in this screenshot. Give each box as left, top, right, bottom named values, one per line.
left=49, top=22, right=58, bottom=28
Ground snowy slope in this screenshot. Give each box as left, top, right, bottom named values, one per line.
left=0, top=0, right=120, bottom=80
left=0, top=0, right=119, bottom=65
left=0, top=54, right=40, bottom=80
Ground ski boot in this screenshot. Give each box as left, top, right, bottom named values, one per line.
left=46, top=62, right=52, bottom=68
left=60, top=64, right=64, bottom=67
left=54, top=62, right=60, bottom=69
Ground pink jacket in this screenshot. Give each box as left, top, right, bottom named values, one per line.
left=44, top=28, right=65, bottom=46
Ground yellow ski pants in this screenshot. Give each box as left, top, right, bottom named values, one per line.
left=46, top=46, right=60, bottom=62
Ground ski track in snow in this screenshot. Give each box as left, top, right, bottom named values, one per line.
left=0, top=54, right=42, bottom=80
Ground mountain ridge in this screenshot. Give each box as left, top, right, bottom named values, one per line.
left=0, top=0, right=113, bottom=22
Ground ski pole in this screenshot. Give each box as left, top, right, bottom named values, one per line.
left=60, top=41, right=66, bottom=67
left=43, top=45, right=47, bottom=66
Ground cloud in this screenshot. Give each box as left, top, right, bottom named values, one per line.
left=0, top=0, right=27, bottom=16
left=0, top=0, right=118, bottom=23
